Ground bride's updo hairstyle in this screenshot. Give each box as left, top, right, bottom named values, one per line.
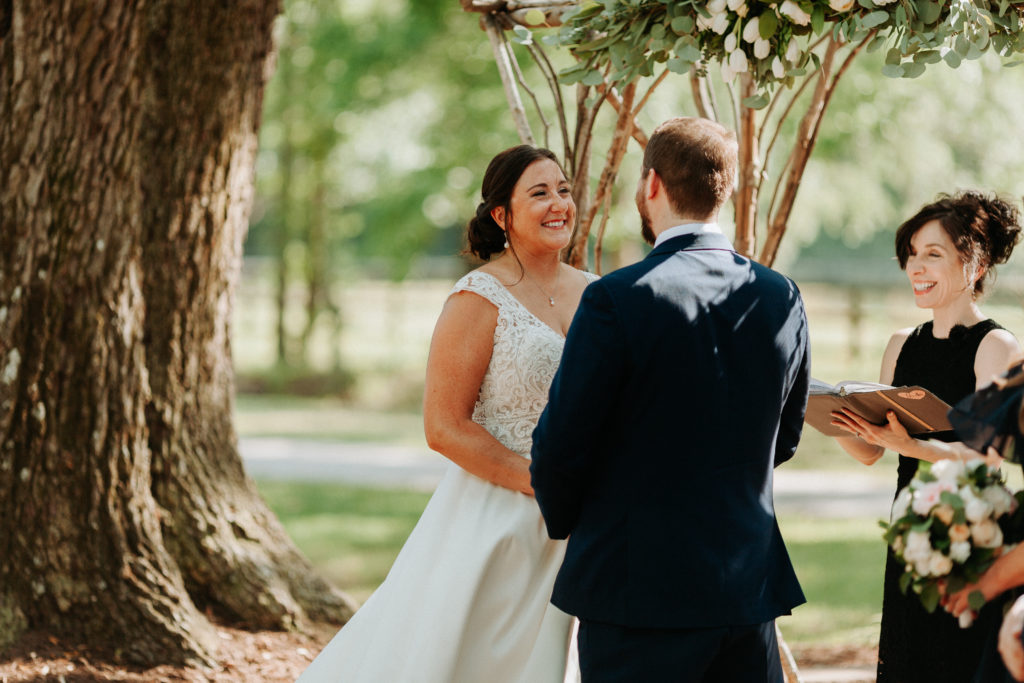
left=895, top=190, right=1022, bottom=296
left=466, top=145, right=565, bottom=261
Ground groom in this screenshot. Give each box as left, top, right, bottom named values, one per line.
left=530, top=117, right=810, bottom=682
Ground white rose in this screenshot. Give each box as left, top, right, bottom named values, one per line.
left=785, top=38, right=801, bottom=64
left=983, top=485, right=1014, bottom=517
left=727, top=0, right=748, bottom=13
left=950, top=541, right=972, bottom=563
left=928, top=552, right=954, bottom=577
left=712, top=12, right=731, bottom=34
left=709, top=0, right=729, bottom=13
left=779, top=0, right=811, bottom=25
left=971, top=519, right=1004, bottom=549
left=742, top=17, right=762, bottom=43
left=728, top=49, right=749, bottom=74
left=753, top=38, right=772, bottom=59
left=932, top=459, right=966, bottom=485
left=721, top=61, right=737, bottom=82
left=949, top=523, right=971, bottom=543
left=934, top=503, right=955, bottom=526
left=725, top=33, right=738, bottom=52
left=905, top=530, right=933, bottom=562
left=771, top=56, right=786, bottom=78
left=828, top=0, right=855, bottom=10
left=964, top=490, right=994, bottom=524
left=914, top=557, right=932, bottom=577
left=697, top=13, right=715, bottom=30
left=873, top=0, right=897, bottom=5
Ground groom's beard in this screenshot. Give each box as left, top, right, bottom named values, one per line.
left=639, top=202, right=655, bottom=246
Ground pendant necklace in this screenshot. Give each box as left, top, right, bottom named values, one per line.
left=523, top=266, right=560, bottom=306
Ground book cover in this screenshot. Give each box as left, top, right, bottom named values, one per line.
left=804, top=378, right=953, bottom=438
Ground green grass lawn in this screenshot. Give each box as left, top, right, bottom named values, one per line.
left=256, top=479, right=887, bottom=646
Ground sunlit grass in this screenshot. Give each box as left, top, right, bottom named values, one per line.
left=258, top=479, right=889, bottom=645
left=777, top=514, right=885, bottom=646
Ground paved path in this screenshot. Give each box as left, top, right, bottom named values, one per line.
left=240, top=436, right=895, bottom=519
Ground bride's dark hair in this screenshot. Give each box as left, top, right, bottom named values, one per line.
left=895, top=190, right=1022, bottom=295
left=465, top=145, right=566, bottom=261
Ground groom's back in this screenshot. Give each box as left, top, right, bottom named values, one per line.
left=548, top=239, right=809, bottom=629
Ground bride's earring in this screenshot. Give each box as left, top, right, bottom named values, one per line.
left=503, top=231, right=509, bottom=249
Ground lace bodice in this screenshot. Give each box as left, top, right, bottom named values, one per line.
left=451, top=270, right=597, bottom=458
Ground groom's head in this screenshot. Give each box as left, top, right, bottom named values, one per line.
left=637, top=117, right=738, bottom=243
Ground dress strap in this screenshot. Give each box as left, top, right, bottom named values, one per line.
left=449, top=271, right=517, bottom=310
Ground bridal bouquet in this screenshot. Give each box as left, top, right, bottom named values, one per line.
left=881, top=459, right=1024, bottom=627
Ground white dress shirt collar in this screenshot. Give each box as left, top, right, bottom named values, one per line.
left=653, top=222, right=722, bottom=248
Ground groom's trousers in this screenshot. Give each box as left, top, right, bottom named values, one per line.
left=577, top=618, right=783, bottom=683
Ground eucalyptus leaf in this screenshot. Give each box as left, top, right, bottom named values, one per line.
left=885, top=47, right=903, bottom=64
left=918, top=1, right=941, bottom=24
left=512, top=25, right=533, bottom=45
left=812, top=6, right=825, bottom=34
left=899, top=572, right=913, bottom=595
left=867, top=33, right=889, bottom=52
left=666, top=56, right=693, bottom=73
left=863, top=10, right=891, bottom=28
left=760, top=11, right=778, bottom=39
left=671, top=15, right=695, bottom=34
left=968, top=590, right=988, bottom=611
left=581, top=69, right=606, bottom=86
left=523, top=8, right=547, bottom=26
left=913, top=49, right=942, bottom=63
left=742, top=94, right=770, bottom=109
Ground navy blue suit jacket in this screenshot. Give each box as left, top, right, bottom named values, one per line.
left=530, top=231, right=810, bottom=629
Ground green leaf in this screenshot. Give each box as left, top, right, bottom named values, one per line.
left=939, top=490, right=964, bottom=508
left=671, top=15, right=695, bottom=34
left=523, top=8, right=547, bottom=26
left=943, top=47, right=963, bottom=67
left=666, top=56, right=693, bottom=73
left=863, top=10, right=891, bottom=28
left=867, top=34, right=889, bottom=52
left=742, top=94, right=770, bottom=109
left=920, top=582, right=940, bottom=613
left=885, top=47, right=903, bottom=64
left=969, top=589, right=988, bottom=611
left=899, top=572, right=913, bottom=595
left=918, top=1, right=941, bottom=23
left=760, top=11, right=778, bottom=39
left=581, top=69, right=606, bottom=86
left=812, top=6, right=825, bottom=34
left=512, top=25, right=533, bottom=45
left=885, top=62, right=905, bottom=77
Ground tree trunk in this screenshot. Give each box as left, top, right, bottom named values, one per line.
left=138, top=0, right=356, bottom=632
left=0, top=0, right=354, bottom=666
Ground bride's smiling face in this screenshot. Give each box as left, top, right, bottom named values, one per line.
left=492, top=159, right=575, bottom=255
left=904, top=220, right=980, bottom=310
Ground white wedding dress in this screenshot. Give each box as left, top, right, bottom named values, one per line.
left=299, top=271, right=593, bottom=683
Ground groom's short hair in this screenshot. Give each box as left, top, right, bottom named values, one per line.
left=642, top=117, right=738, bottom=218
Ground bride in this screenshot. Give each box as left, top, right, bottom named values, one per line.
left=299, top=145, right=596, bottom=682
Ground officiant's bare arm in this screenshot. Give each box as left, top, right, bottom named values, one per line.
left=423, top=291, right=534, bottom=496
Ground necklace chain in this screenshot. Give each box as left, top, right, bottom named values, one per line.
left=522, top=266, right=560, bottom=306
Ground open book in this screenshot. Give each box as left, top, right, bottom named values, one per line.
left=804, top=378, right=953, bottom=438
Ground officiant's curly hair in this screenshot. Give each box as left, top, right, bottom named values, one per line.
left=894, top=190, right=1022, bottom=296
left=642, top=117, right=738, bottom=219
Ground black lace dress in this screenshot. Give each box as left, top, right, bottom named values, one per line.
left=876, top=319, right=1009, bottom=683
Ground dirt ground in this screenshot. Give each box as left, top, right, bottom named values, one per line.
left=1, top=627, right=877, bottom=682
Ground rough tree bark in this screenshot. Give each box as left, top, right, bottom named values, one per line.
left=0, top=0, right=354, bottom=666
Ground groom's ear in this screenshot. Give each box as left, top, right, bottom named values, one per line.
left=644, top=169, right=662, bottom=200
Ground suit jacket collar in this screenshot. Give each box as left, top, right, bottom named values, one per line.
left=645, top=231, right=735, bottom=260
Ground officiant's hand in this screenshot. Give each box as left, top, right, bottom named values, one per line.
left=832, top=409, right=913, bottom=453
